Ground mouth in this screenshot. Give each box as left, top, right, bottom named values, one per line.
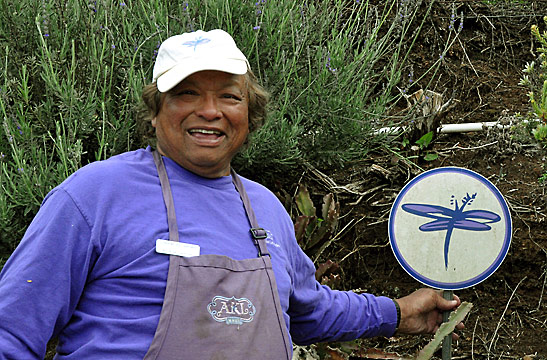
left=187, top=128, right=225, bottom=144
left=188, top=129, right=222, bottom=136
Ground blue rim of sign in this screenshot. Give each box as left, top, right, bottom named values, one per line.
left=388, top=167, right=512, bottom=290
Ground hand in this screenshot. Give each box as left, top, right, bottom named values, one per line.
left=394, top=288, right=464, bottom=340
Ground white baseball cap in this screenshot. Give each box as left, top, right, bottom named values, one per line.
left=152, top=29, right=250, bottom=92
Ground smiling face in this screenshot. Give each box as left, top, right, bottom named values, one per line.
left=152, top=70, right=249, bottom=178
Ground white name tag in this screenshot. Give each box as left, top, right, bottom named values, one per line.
left=156, top=239, right=200, bottom=257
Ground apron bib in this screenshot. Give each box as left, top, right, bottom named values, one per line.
left=143, top=151, right=291, bottom=360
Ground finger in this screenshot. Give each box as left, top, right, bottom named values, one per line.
left=455, top=321, right=465, bottom=331
left=438, top=297, right=459, bottom=311
left=436, top=313, right=443, bottom=325
left=451, top=332, right=460, bottom=341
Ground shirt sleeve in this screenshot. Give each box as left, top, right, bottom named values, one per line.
left=286, top=240, right=398, bottom=345
left=0, top=188, right=99, bottom=358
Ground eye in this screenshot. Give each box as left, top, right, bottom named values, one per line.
left=177, top=89, right=198, bottom=96
left=222, top=93, right=242, bottom=101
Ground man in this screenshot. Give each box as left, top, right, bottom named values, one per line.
left=0, top=29, right=462, bottom=359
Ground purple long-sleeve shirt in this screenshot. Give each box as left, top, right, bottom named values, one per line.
left=0, top=147, right=397, bottom=359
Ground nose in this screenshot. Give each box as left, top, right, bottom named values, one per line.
left=195, top=95, right=222, bottom=121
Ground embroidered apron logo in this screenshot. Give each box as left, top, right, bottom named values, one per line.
left=207, top=296, right=256, bottom=326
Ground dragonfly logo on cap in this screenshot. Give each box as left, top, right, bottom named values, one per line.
left=183, top=36, right=211, bottom=51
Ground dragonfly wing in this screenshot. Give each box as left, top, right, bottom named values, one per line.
left=462, top=210, right=501, bottom=223
left=402, top=204, right=455, bottom=219
left=454, top=219, right=492, bottom=231
left=419, top=219, right=451, bottom=231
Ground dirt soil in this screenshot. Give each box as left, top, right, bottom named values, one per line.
left=276, top=2, right=547, bottom=359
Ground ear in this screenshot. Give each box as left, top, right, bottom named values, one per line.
left=151, top=117, right=157, bottom=127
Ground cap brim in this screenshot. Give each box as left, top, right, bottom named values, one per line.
left=156, top=58, right=248, bottom=92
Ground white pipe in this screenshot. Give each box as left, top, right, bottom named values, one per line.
left=374, top=121, right=520, bottom=136
left=438, top=122, right=511, bottom=133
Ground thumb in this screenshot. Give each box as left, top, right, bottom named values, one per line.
left=437, top=293, right=460, bottom=311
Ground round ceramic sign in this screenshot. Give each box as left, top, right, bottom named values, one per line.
left=389, top=167, right=511, bottom=290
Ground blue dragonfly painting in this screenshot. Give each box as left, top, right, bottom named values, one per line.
left=402, top=193, right=501, bottom=270
left=183, top=36, right=211, bottom=51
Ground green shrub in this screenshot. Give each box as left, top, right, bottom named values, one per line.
left=0, top=0, right=429, bottom=258
left=519, top=15, right=547, bottom=182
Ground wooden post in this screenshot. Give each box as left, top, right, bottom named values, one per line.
left=442, top=290, right=453, bottom=360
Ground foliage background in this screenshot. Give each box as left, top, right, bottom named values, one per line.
left=0, top=0, right=432, bottom=261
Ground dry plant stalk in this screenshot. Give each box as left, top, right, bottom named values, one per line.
left=416, top=302, right=473, bottom=360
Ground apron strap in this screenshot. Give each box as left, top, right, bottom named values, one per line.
left=152, top=150, right=180, bottom=243
left=230, top=168, right=270, bottom=257
left=152, top=149, right=269, bottom=257
left=146, top=150, right=183, bottom=360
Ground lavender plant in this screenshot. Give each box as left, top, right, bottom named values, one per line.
left=1, top=0, right=436, bottom=260
left=236, top=0, right=436, bottom=170
left=0, top=0, right=163, bottom=250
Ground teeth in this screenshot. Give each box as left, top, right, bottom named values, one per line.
left=189, top=129, right=221, bottom=135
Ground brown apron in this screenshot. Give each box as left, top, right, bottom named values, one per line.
left=143, top=151, right=292, bottom=360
